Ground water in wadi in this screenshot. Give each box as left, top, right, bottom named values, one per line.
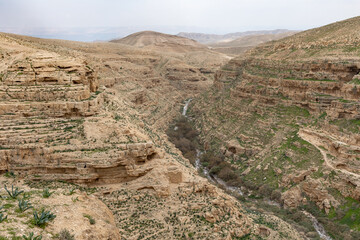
left=181, top=98, right=332, bottom=240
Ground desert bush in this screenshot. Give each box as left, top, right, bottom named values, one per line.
left=84, top=214, right=96, bottom=225
left=242, top=178, right=259, bottom=191
left=0, top=213, right=7, bottom=223
left=22, top=232, right=42, bottom=240
left=33, top=210, right=56, bottom=227
left=258, top=184, right=273, bottom=197
left=67, top=188, right=76, bottom=196
left=270, top=189, right=282, bottom=203
left=58, top=229, right=75, bottom=240
left=335, top=207, right=347, bottom=220
left=5, top=185, right=24, bottom=199
left=217, top=165, right=238, bottom=182
left=167, top=116, right=199, bottom=162
left=42, top=188, right=54, bottom=198
left=18, top=199, right=33, bottom=212
left=201, top=151, right=224, bottom=169
left=4, top=171, right=15, bottom=178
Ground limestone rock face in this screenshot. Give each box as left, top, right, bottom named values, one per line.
left=191, top=16, right=360, bottom=223
left=0, top=34, right=114, bottom=183
left=282, top=186, right=303, bottom=208
left=282, top=178, right=339, bottom=213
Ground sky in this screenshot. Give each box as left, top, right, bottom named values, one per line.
left=0, top=0, right=359, bottom=41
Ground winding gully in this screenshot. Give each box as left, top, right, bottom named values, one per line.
left=181, top=99, right=332, bottom=240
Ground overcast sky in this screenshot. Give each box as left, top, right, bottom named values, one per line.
left=0, top=0, right=359, bottom=41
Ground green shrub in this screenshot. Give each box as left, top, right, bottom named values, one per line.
left=5, top=185, right=24, bottom=199
left=114, top=114, right=122, bottom=121
left=67, top=188, right=76, bottom=196
left=0, top=213, right=7, bottom=223
left=258, top=184, right=273, bottom=197
left=33, top=210, right=56, bottom=227
left=18, top=199, right=33, bottom=212
left=4, top=171, right=15, bottom=178
left=270, top=190, right=282, bottom=203
left=22, top=232, right=42, bottom=240
left=83, top=214, right=95, bottom=225
left=42, top=188, right=54, bottom=198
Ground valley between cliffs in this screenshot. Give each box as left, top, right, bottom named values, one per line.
left=0, top=31, right=307, bottom=239
left=186, top=16, right=360, bottom=240
left=1, top=16, right=360, bottom=240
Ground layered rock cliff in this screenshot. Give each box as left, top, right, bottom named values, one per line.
left=0, top=32, right=308, bottom=239
left=191, top=16, right=360, bottom=237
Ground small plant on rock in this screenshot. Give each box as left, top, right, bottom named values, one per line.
left=42, top=188, right=54, bottom=198
left=58, top=229, right=75, bottom=240
left=68, top=188, right=76, bottom=195
left=0, top=213, right=7, bottom=223
left=84, top=214, right=96, bottom=225
left=5, top=185, right=24, bottom=199
left=33, top=209, right=56, bottom=227
left=4, top=171, right=15, bottom=178
left=22, top=232, right=42, bottom=240
left=18, top=199, right=33, bottom=212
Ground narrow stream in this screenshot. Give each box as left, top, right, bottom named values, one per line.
left=182, top=98, right=192, bottom=116
left=195, top=151, right=244, bottom=195
left=302, top=211, right=333, bottom=240
left=181, top=99, right=331, bottom=240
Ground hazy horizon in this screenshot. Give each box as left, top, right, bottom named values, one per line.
left=0, top=0, right=359, bottom=41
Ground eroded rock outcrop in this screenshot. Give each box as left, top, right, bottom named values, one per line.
left=191, top=16, right=360, bottom=223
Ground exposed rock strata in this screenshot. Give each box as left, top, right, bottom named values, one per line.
left=192, top=16, right=360, bottom=215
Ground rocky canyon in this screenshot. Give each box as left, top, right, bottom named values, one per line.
left=0, top=14, right=360, bottom=240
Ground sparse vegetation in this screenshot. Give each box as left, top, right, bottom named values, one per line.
left=5, top=185, right=24, bottom=199
left=22, top=232, right=42, bottom=240
left=0, top=212, right=7, bottom=223
left=17, top=199, right=33, bottom=213
left=350, top=78, right=360, bottom=85
left=32, top=210, right=56, bottom=227
left=42, top=188, right=54, bottom=198
left=83, top=214, right=96, bottom=225
left=58, top=229, right=75, bottom=240
left=4, top=172, right=15, bottom=178
left=67, top=188, right=76, bottom=196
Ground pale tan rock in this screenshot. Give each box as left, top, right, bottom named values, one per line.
left=282, top=186, right=302, bottom=208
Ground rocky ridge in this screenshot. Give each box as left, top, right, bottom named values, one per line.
left=190, top=16, right=360, bottom=237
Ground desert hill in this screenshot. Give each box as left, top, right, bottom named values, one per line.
left=249, top=16, right=360, bottom=59
left=208, top=31, right=298, bottom=56
left=178, top=29, right=294, bottom=44
left=188, top=16, right=360, bottom=239
left=110, top=31, right=206, bottom=53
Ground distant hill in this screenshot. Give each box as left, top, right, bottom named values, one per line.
left=110, top=31, right=205, bottom=53
left=207, top=31, right=298, bottom=55
left=248, top=16, right=360, bottom=59
left=177, top=29, right=295, bottom=44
